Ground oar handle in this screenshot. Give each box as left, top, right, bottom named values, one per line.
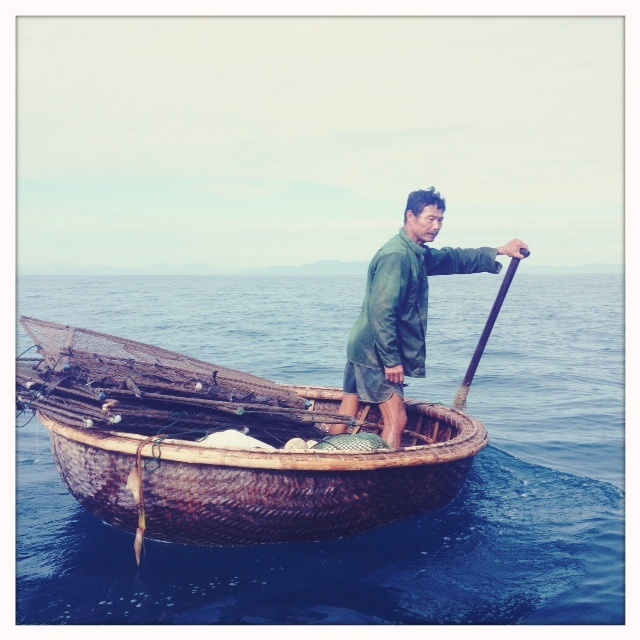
left=453, top=248, right=530, bottom=410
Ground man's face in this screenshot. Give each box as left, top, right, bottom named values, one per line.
left=406, top=205, right=444, bottom=245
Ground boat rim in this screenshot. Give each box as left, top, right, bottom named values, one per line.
left=38, top=388, right=489, bottom=471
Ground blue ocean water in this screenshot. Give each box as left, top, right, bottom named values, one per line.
left=15, top=272, right=625, bottom=625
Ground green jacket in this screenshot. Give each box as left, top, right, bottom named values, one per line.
left=346, top=228, right=502, bottom=377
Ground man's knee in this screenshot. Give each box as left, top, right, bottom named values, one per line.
left=339, top=393, right=360, bottom=414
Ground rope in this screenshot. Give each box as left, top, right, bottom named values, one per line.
left=132, top=412, right=190, bottom=564
left=144, top=412, right=188, bottom=472
left=133, top=438, right=150, bottom=566
left=16, top=344, right=40, bottom=359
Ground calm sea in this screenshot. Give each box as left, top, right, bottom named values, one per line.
left=15, top=272, right=625, bottom=625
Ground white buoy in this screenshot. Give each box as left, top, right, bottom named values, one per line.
left=284, top=438, right=308, bottom=451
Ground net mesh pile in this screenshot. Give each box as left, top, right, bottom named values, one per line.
left=20, top=316, right=305, bottom=408
left=17, top=316, right=335, bottom=447
left=313, top=433, right=392, bottom=452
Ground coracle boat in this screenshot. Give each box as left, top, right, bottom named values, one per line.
left=16, top=316, right=489, bottom=560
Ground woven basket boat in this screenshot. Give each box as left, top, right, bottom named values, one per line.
left=16, top=316, right=489, bottom=550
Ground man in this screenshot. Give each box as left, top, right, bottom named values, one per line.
left=331, top=187, right=529, bottom=449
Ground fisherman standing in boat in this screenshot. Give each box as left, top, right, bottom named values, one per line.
left=332, top=187, right=528, bottom=449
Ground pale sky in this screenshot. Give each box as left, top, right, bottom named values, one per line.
left=13, top=13, right=627, bottom=270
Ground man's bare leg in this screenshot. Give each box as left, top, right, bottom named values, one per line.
left=330, top=392, right=360, bottom=435
left=379, top=392, right=407, bottom=449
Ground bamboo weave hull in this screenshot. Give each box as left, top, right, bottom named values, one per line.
left=40, top=393, right=485, bottom=547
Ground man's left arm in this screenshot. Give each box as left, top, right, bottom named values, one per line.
left=426, top=238, right=528, bottom=276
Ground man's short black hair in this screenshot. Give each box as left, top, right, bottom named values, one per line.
left=404, top=187, right=446, bottom=221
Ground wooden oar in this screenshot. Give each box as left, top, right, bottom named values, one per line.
left=453, top=248, right=530, bottom=411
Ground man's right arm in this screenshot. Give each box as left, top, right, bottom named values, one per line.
left=368, top=252, right=409, bottom=375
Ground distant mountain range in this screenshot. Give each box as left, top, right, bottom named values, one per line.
left=17, top=259, right=623, bottom=276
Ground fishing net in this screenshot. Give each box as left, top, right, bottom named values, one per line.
left=312, top=433, right=392, bottom=452
left=17, top=316, right=347, bottom=447
left=20, top=316, right=305, bottom=408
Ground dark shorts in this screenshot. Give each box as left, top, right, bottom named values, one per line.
left=342, top=361, right=405, bottom=404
